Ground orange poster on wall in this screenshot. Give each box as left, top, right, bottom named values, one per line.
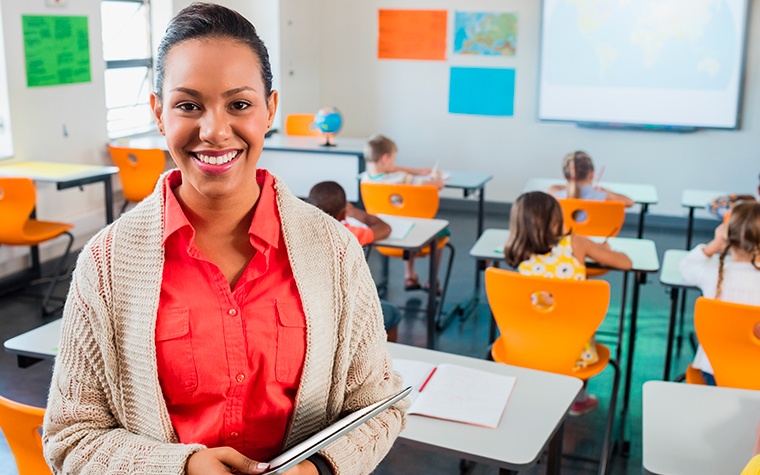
left=378, top=9, right=447, bottom=61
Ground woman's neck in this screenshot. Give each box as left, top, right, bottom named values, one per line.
left=175, top=183, right=260, bottom=238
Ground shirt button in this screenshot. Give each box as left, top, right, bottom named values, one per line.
left=230, top=431, right=239, bottom=440
left=236, top=373, right=245, bottom=383
left=228, top=309, right=238, bottom=317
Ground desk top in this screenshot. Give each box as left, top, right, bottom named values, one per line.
left=120, top=133, right=367, bottom=156
left=0, top=161, right=119, bottom=183
left=372, top=216, right=449, bottom=250
left=444, top=171, right=493, bottom=190
left=523, top=178, right=659, bottom=205
left=681, top=189, right=727, bottom=209
left=642, top=381, right=760, bottom=475
left=388, top=342, right=582, bottom=470
left=4, top=319, right=60, bottom=360
left=470, top=228, right=660, bottom=272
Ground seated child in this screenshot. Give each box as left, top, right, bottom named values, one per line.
left=741, top=420, right=760, bottom=475
left=707, top=172, right=759, bottom=219
left=548, top=151, right=635, bottom=207
left=307, top=181, right=401, bottom=341
left=360, top=134, right=446, bottom=291
left=504, top=191, right=632, bottom=416
left=680, top=201, right=760, bottom=386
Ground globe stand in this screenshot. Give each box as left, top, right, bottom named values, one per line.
left=320, top=133, right=337, bottom=147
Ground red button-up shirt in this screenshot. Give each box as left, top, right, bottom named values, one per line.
left=156, top=169, right=306, bottom=462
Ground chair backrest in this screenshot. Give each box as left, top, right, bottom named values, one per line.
left=485, top=268, right=610, bottom=376
left=0, top=395, right=52, bottom=475
left=694, top=297, right=760, bottom=390
left=360, top=182, right=440, bottom=219
left=557, top=198, right=625, bottom=237
left=108, top=145, right=165, bottom=203
left=0, top=177, right=35, bottom=243
left=285, top=114, right=321, bottom=137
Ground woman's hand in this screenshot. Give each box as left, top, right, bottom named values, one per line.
left=186, top=447, right=270, bottom=475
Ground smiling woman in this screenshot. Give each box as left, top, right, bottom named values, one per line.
left=41, top=4, right=406, bottom=475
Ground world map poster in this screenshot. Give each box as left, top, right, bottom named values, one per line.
left=454, top=12, right=518, bottom=56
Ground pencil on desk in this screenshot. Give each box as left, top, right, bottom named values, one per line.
left=604, top=227, right=618, bottom=244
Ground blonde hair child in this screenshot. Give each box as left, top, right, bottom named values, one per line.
left=548, top=151, right=635, bottom=207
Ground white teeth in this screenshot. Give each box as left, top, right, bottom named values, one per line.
left=195, top=151, right=238, bottom=165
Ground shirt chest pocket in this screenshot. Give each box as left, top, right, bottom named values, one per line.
left=155, top=307, right=199, bottom=396
left=275, top=299, right=307, bottom=385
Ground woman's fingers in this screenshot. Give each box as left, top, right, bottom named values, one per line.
left=187, top=447, right=270, bottom=475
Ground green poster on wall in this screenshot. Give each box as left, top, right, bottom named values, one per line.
left=22, top=15, right=91, bottom=87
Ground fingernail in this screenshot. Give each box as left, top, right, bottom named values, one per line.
left=257, top=463, right=270, bottom=470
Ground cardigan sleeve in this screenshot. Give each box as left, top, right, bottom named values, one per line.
left=679, top=244, right=717, bottom=292
left=42, top=244, right=204, bottom=475
left=317, top=238, right=408, bottom=475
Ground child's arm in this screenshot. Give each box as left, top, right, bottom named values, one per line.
left=346, top=203, right=391, bottom=241
left=571, top=234, right=632, bottom=270
left=547, top=184, right=566, bottom=196
left=600, top=188, right=635, bottom=208
left=420, top=170, right=445, bottom=190
left=701, top=222, right=727, bottom=257
left=391, top=165, right=432, bottom=176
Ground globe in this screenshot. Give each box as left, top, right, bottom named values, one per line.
left=313, top=107, right=342, bottom=146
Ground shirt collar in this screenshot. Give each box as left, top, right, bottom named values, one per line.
left=161, top=168, right=281, bottom=250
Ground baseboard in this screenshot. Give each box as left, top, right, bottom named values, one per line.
left=438, top=198, right=720, bottom=233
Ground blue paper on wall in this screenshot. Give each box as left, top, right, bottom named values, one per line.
left=449, top=67, right=515, bottom=116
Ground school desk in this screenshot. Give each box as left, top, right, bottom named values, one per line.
left=4, top=318, right=59, bottom=368
left=470, top=228, right=660, bottom=456
left=389, top=342, right=582, bottom=475
left=642, top=381, right=760, bottom=475
left=680, top=189, right=726, bottom=249
left=522, top=178, right=659, bottom=239
left=121, top=133, right=366, bottom=201
left=371, top=217, right=450, bottom=350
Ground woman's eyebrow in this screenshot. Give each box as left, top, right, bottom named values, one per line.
left=223, top=86, right=255, bottom=97
left=170, top=86, right=201, bottom=97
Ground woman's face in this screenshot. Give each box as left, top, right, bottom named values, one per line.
left=150, top=37, right=277, bottom=202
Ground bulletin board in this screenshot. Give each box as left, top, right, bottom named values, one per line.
left=22, top=15, right=91, bottom=88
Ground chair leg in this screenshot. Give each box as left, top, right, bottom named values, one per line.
left=435, top=243, right=456, bottom=329
left=599, top=359, right=621, bottom=475
left=120, top=200, right=130, bottom=215
left=42, top=231, right=74, bottom=314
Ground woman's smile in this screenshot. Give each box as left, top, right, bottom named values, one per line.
left=189, top=149, right=243, bottom=175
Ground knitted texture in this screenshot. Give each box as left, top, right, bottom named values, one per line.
left=43, top=173, right=407, bottom=475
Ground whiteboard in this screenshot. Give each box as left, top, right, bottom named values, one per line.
left=538, top=0, right=751, bottom=129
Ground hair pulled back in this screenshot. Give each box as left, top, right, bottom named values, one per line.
left=504, top=192, right=565, bottom=268
left=716, top=201, right=760, bottom=299
left=562, top=151, right=594, bottom=200
left=155, top=2, right=273, bottom=100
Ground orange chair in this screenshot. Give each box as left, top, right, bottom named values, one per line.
left=693, top=297, right=760, bottom=390
left=108, top=145, right=165, bottom=214
left=558, top=198, right=626, bottom=238
left=285, top=114, right=321, bottom=137
left=360, top=182, right=455, bottom=324
left=486, top=268, right=619, bottom=475
left=0, top=395, right=51, bottom=475
left=0, top=178, right=74, bottom=314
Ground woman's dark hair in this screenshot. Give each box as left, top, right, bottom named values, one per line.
left=155, top=2, right=273, bottom=100
left=504, top=192, right=565, bottom=268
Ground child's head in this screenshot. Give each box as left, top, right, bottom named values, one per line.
left=308, top=181, right=347, bottom=221
left=364, top=135, right=397, bottom=172
left=504, top=192, right=565, bottom=268
left=716, top=201, right=760, bottom=298
left=562, top=151, right=594, bottom=199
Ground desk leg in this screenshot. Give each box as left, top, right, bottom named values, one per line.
left=17, top=355, right=43, bottom=368
left=30, top=208, right=41, bottom=277
left=104, top=175, right=114, bottom=224
left=427, top=237, right=439, bottom=350
left=637, top=204, right=648, bottom=239
left=546, top=422, right=564, bottom=475
left=615, top=272, right=628, bottom=365
left=498, top=470, right=518, bottom=475
left=477, top=186, right=485, bottom=236
left=619, top=271, right=642, bottom=457
left=663, top=287, right=679, bottom=381
left=686, top=207, right=695, bottom=250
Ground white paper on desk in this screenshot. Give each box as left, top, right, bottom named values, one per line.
left=408, top=363, right=516, bottom=429
left=393, top=359, right=436, bottom=404
left=377, top=214, right=415, bottom=240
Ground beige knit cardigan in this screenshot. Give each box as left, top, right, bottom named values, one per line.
left=42, top=173, right=407, bottom=475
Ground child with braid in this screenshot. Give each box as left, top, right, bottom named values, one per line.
left=548, top=151, right=635, bottom=207
left=680, top=201, right=760, bottom=385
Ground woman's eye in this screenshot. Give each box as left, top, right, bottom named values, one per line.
left=177, top=102, right=199, bottom=112
left=232, top=101, right=251, bottom=110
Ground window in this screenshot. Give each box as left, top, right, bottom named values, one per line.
left=101, top=0, right=154, bottom=138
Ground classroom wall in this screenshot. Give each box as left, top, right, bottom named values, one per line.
left=279, top=0, right=760, bottom=217
left=0, top=0, right=111, bottom=277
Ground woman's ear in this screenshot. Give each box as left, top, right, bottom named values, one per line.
left=266, top=91, right=279, bottom=130
left=150, top=92, right=165, bottom=135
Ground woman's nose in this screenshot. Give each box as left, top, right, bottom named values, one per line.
left=199, top=108, right=232, bottom=144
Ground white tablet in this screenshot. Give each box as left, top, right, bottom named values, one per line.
left=262, top=386, right=412, bottom=474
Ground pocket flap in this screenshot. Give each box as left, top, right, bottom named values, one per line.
left=276, top=299, right=306, bottom=328
left=156, top=308, right=190, bottom=341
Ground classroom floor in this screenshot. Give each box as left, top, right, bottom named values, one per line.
left=0, top=204, right=713, bottom=475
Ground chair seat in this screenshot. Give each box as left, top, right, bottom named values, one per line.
left=685, top=364, right=707, bottom=385
left=491, top=338, right=611, bottom=381
left=3, top=220, right=73, bottom=246
left=586, top=268, right=610, bottom=278
left=376, top=236, right=449, bottom=259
